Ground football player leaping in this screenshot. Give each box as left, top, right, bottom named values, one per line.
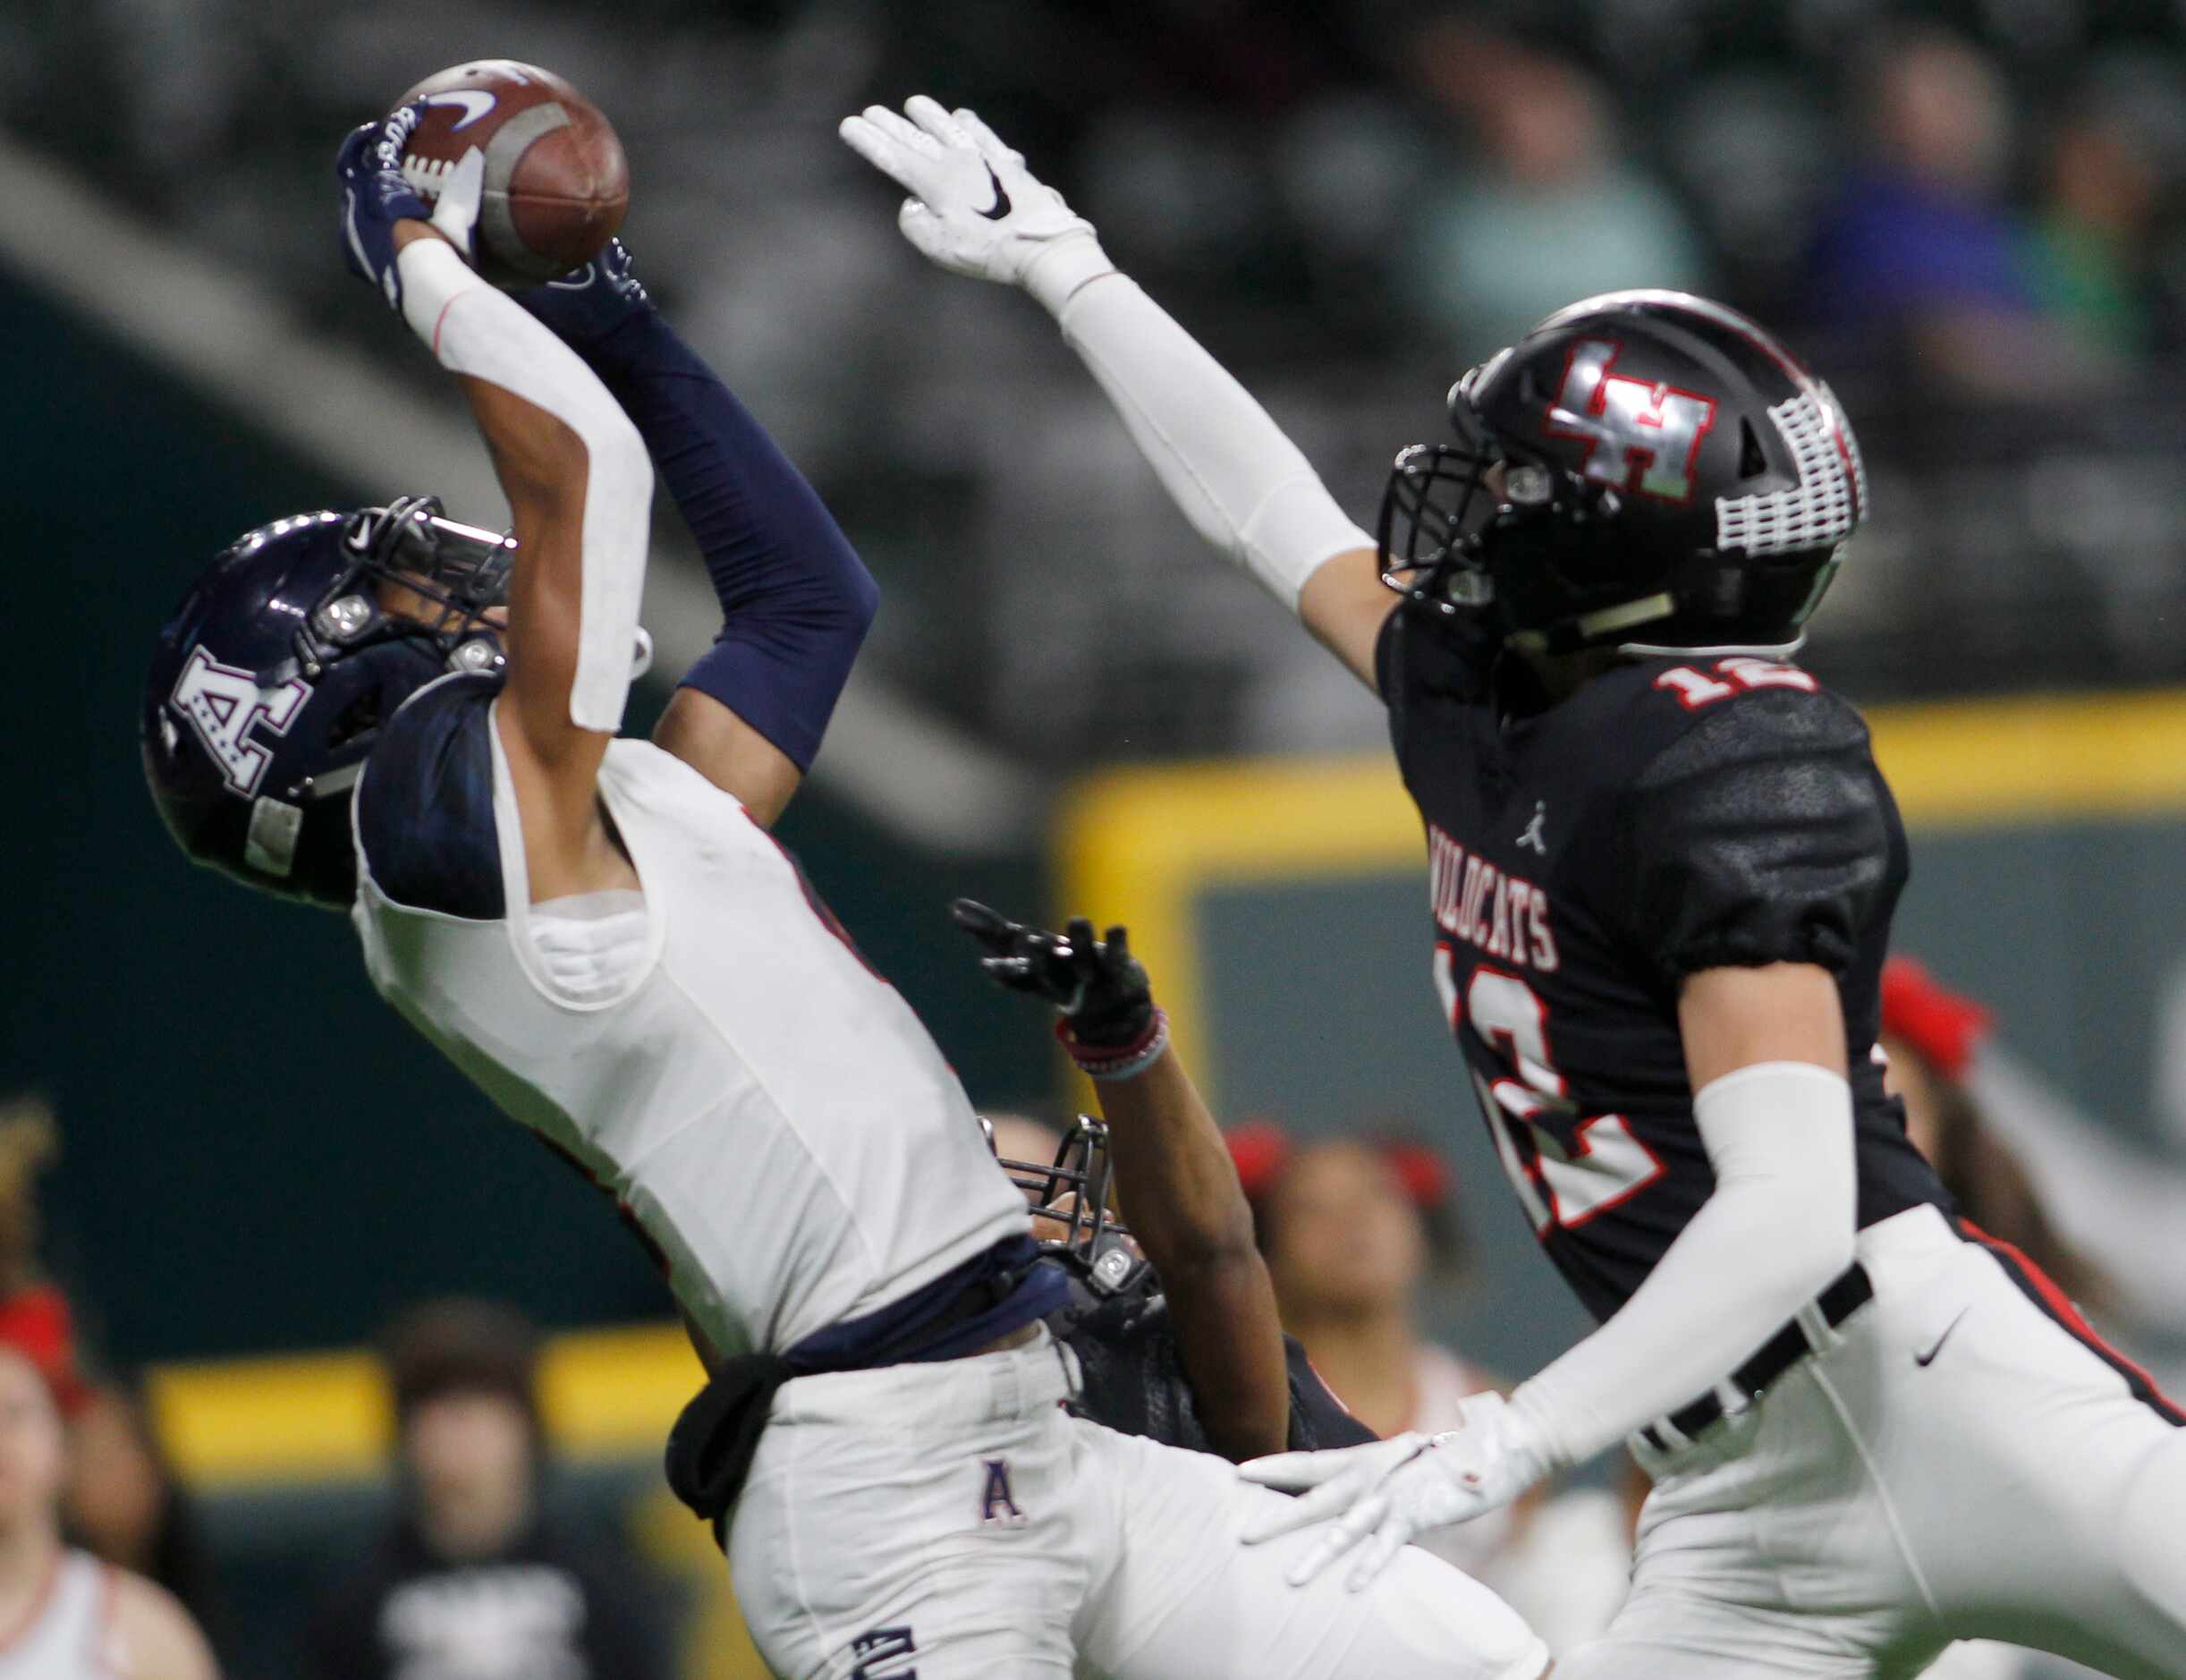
left=142, top=107, right=1547, bottom=1680
left=843, top=97, right=2186, bottom=1677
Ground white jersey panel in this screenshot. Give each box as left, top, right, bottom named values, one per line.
left=0, top=1552, right=112, bottom=1679
left=352, top=712, right=1029, bottom=1358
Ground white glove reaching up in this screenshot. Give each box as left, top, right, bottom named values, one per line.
left=838, top=96, right=1114, bottom=312
left=1238, top=1392, right=1553, bottom=1591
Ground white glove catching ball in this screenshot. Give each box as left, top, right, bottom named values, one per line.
left=838, top=95, right=1114, bottom=312
left=1237, top=1391, right=1552, bottom=1591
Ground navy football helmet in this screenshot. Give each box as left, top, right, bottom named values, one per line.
left=142, top=498, right=511, bottom=909
left=1380, top=290, right=1868, bottom=658
left=984, top=1116, right=1148, bottom=1297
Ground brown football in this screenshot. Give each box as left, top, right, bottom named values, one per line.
left=395, top=59, right=629, bottom=290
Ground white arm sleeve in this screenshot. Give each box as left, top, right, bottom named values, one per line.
left=396, top=238, right=654, bottom=732
left=1027, top=238, right=1372, bottom=613
left=1507, top=1061, right=1859, bottom=1470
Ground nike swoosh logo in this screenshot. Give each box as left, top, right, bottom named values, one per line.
left=978, top=164, right=1012, bottom=221
left=1915, top=1308, right=1970, bottom=1367
left=420, top=89, right=497, bottom=131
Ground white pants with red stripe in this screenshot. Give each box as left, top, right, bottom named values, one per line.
left=1558, top=1204, right=2186, bottom=1678
left=724, top=1326, right=1548, bottom=1680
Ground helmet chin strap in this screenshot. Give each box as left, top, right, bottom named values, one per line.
left=1505, top=590, right=1676, bottom=658
left=1504, top=590, right=1809, bottom=663
left=1617, top=634, right=1808, bottom=660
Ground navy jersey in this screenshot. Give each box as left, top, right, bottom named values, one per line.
left=1377, top=604, right=1950, bottom=1324
left=352, top=670, right=506, bottom=920
left=1050, top=1272, right=1376, bottom=1455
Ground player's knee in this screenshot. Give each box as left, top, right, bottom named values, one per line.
left=2117, top=1429, right=2186, bottom=1625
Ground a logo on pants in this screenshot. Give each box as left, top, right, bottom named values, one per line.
left=851, top=1625, right=917, bottom=1678
left=979, top=1457, right=1024, bottom=1525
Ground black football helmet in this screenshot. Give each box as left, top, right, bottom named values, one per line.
left=983, top=1116, right=1148, bottom=1297
left=142, top=498, right=512, bottom=909
left=1380, top=289, right=1868, bottom=658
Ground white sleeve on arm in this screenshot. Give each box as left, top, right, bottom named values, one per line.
left=1023, top=237, right=1372, bottom=613
left=1506, top=1061, right=1859, bottom=1471
left=396, top=237, right=654, bottom=732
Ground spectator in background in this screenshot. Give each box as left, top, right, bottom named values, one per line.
left=1880, top=957, right=2107, bottom=1311
left=1399, top=18, right=1710, bottom=361
left=1876, top=968, right=2112, bottom=1680
left=64, top=1380, right=229, bottom=1659
left=1231, top=1123, right=1631, bottom=1648
left=0, top=1342, right=217, bottom=1678
left=2022, top=64, right=2186, bottom=363
left=305, top=1300, right=674, bottom=1680
left=0, top=1097, right=89, bottom=1418
left=1809, top=25, right=2089, bottom=399
left=1228, top=1124, right=1486, bottom=1438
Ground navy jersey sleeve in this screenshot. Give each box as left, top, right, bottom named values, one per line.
left=1621, top=689, right=1891, bottom=982
left=352, top=674, right=505, bottom=920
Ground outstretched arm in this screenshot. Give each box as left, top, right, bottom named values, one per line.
left=339, top=113, right=652, bottom=898
left=1241, top=963, right=1857, bottom=1590
left=843, top=98, right=1395, bottom=688
left=954, top=901, right=1291, bottom=1461
left=518, top=246, right=879, bottom=827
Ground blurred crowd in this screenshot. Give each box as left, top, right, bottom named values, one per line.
left=8, top=934, right=2183, bottom=1676
left=6, top=0, right=2185, bottom=765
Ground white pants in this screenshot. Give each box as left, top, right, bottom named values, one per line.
left=1559, top=1205, right=2186, bottom=1679
left=726, top=1327, right=1549, bottom=1679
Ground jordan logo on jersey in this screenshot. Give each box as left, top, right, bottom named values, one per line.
left=1516, top=802, right=1548, bottom=855
left=1545, top=338, right=1717, bottom=505
left=979, top=1457, right=1025, bottom=1525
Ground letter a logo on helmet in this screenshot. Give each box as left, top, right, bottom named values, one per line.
left=1545, top=339, right=1718, bottom=505
left=168, top=647, right=310, bottom=796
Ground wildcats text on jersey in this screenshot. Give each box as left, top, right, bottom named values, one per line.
left=1428, top=823, right=1558, bottom=974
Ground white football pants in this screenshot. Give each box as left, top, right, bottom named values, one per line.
left=1558, top=1204, right=2186, bottom=1678
left=725, top=1326, right=1549, bottom=1679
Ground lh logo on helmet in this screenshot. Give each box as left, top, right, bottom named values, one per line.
left=169, top=646, right=310, bottom=797
left=1545, top=339, right=1717, bottom=505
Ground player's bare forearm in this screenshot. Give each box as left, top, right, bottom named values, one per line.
left=1678, top=962, right=1848, bottom=1087
left=1298, top=546, right=1402, bottom=690
left=1098, top=1048, right=1290, bottom=1460
left=456, top=372, right=614, bottom=832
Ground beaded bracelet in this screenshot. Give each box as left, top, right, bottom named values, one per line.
left=1057, top=1007, right=1170, bottom=1082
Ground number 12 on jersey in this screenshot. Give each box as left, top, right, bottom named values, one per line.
left=1434, top=946, right=1666, bottom=1235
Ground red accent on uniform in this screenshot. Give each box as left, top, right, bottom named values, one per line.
left=1959, top=1218, right=2186, bottom=1427
left=1301, top=1349, right=1363, bottom=1421
left=1880, top=958, right=1993, bottom=1082
left=1550, top=1114, right=1670, bottom=1232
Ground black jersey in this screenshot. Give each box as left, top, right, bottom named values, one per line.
left=1048, top=1272, right=1376, bottom=1455
left=1377, top=604, right=1950, bottom=1324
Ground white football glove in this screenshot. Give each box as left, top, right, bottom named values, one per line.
left=427, top=147, right=485, bottom=262
left=1237, top=1392, right=1551, bottom=1591
left=838, top=96, right=1114, bottom=311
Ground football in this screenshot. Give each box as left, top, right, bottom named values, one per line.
left=395, top=59, right=629, bottom=290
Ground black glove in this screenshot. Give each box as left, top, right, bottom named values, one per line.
left=950, top=899, right=1154, bottom=1050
